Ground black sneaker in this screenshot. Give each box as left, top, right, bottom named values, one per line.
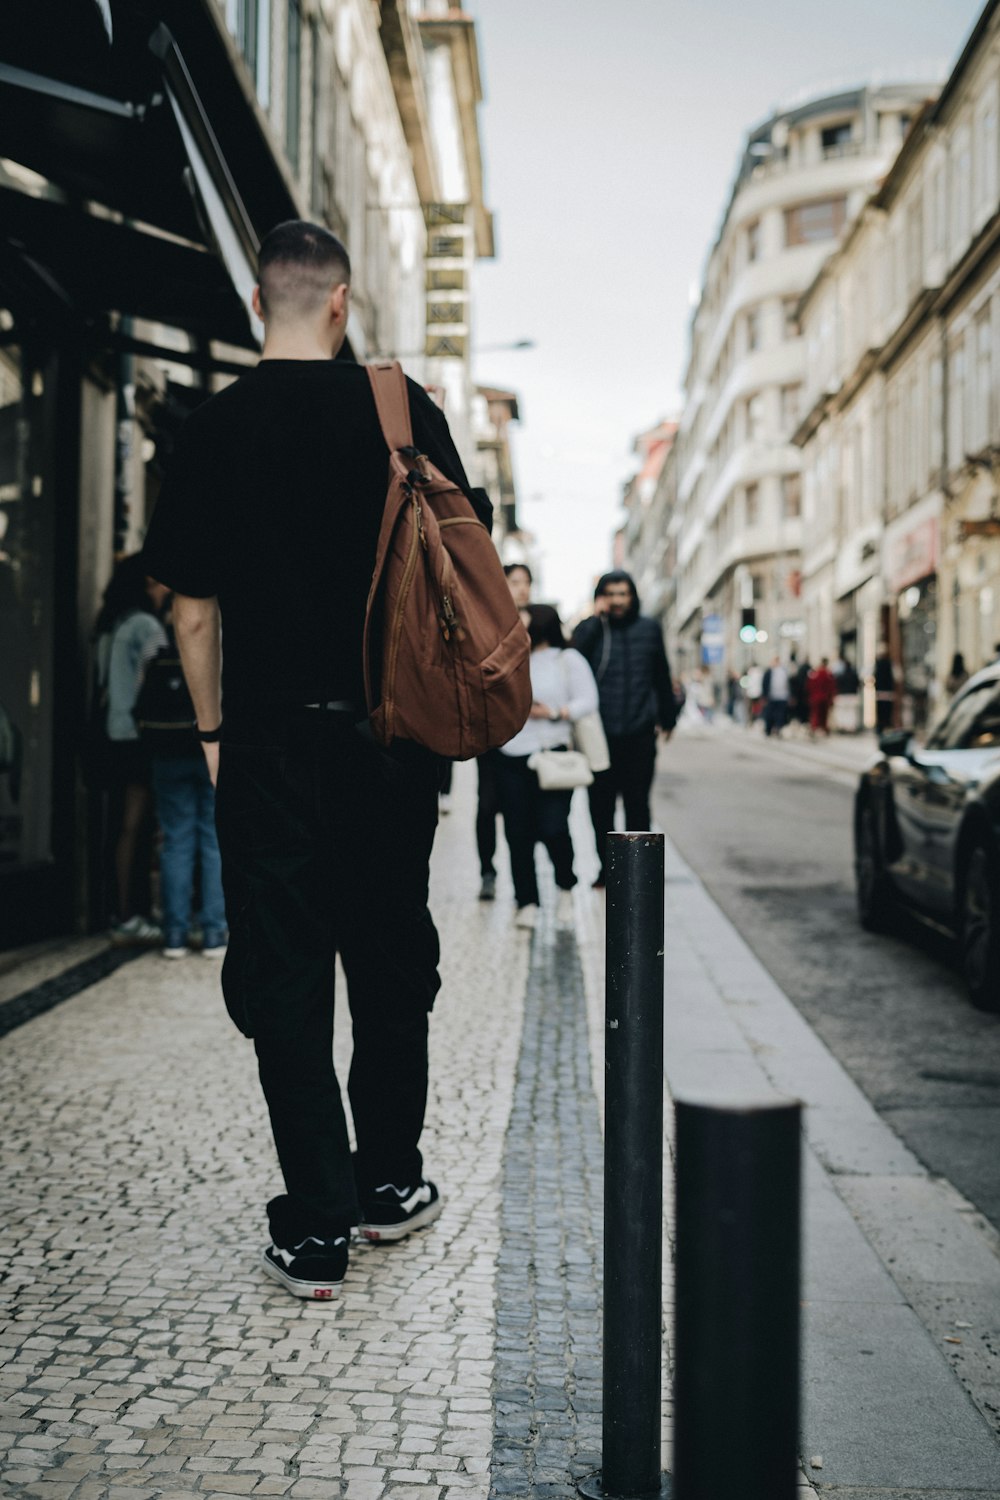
left=261, top=1234, right=348, bottom=1299
left=358, top=1179, right=443, bottom=1242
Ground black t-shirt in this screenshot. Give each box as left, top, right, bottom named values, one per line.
left=142, top=360, right=487, bottom=712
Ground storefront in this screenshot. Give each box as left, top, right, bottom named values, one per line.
left=883, top=503, right=941, bottom=732
left=0, top=0, right=301, bottom=946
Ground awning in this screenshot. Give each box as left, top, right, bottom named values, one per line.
left=0, top=8, right=303, bottom=356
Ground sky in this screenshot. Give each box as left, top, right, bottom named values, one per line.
left=468, top=0, right=985, bottom=617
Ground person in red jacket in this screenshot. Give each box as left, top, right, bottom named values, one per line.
left=807, top=658, right=837, bottom=736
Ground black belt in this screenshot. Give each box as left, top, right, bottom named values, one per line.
left=302, top=700, right=358, bottom=712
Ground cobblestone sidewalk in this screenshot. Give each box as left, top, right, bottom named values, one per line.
left=0, top=764, right=547, bottom=1500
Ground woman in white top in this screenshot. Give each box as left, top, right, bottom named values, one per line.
left=497, top=604, right=599, bottom=928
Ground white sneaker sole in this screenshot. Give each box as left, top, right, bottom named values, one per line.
left=261, top=1250, right=342, bottom=1300
left=358, top=1195, right=443, bottom=1243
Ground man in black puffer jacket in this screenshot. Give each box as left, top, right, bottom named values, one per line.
left=572, top=571, right=677, bottom=887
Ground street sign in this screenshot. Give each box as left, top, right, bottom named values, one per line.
left=701, top=613, right=724, bottom=666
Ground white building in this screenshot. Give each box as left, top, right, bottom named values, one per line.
left=796, top=0, right=1000, bottom=728
left=672, top=83, right=934, bottom=683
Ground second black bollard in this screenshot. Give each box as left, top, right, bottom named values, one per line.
left=673, top=1098, right=802, bottom=1500
left=580, top=831, right=669, bottom=1500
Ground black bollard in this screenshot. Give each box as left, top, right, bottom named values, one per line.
left=673, top=1098, right=802, bottom=1500
left=579, top=831, right=670, bottom=1500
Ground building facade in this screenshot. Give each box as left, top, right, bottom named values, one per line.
left=0, top=0, right=496, bottom=947
left=670, top=83, right=934, bottom=688
left=796, top=0, right=1000, bottom=728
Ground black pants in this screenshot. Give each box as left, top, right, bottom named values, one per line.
left=587, top=727, right=657, bottom=877
left=495, top=752, right=576, bottom=907
left=215, top=711, right=441, bottom=1239
left=476, top=749, right=501, bottom=876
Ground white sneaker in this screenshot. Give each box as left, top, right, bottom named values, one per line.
left=202, top=945, right=227, bottom=959
left=162, top=946, right=189, bottom=960
left=111, top=915, right=163, bottom=947
left=556, top=890, right=574, bottom=926
left=515, top=904, right=538, bottom=930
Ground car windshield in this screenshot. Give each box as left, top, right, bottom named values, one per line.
left=926, top=679, right=1000, bottom=751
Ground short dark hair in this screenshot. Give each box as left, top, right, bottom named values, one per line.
left=504, top=562, right=533, bottom=583
left=257, top=220, right=351, bottom=321
left=526, top=603, right=566, bottom=650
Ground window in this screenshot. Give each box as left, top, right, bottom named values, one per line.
left=951, top=124, right=972, bottom=252
left=783, top=298, right=799, bottom=339
left=948, top=339, right=966, bottom=470
left=976, top=90, right=999, bottom=213
left=746, top=307, right=762, bottom=352
left=746, top=219, right=760, bottom=263
left=782, top=474, right=801, bottom=519
left=821, top=121, right=853, bottom=157
left=226, top=0, right=271, bottom=105
left=785, top=198, right=847, bottom=246
left=927, top=681, right=1000, bottom=750
left=780, top=384, right=800, bottom=430
left=285, top=0, right=302, bottom=172
left=976, top=308, right=992, bottom=448
left=745, top=484, right=759, bottom=527
left=929, top=356, right=943, bottom=478
left=310, top=17, right=322, bottom=210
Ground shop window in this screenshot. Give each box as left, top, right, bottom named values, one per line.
left=785, top=197, right=847, bottom=247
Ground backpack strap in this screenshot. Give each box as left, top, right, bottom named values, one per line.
left=367, top=360, right=415, bottom=454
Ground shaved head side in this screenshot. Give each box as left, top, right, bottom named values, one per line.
left=257, top=220, right=351, bottom=323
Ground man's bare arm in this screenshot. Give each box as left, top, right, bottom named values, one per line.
left=173, top=593, right=222, bottom=784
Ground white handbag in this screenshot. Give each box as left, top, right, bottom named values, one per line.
left=527, top=747, right=594, bottom=790
left=573, top=709, right=610, bottom=773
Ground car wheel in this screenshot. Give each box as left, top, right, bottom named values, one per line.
left=856, top=799, right=892, bottom=932
left=960, top=839, right=1000, bottom=1013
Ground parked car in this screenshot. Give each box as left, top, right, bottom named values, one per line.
left=854, top=665, right=1000, bottom=1012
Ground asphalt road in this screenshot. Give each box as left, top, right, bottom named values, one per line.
left=655, top=724, right=1000, bottom=1232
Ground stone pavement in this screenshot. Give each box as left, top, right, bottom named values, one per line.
left=2, top=758, right=1000, bottom=1499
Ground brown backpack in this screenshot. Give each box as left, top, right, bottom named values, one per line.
left=362, top=361, right=531, bottom=760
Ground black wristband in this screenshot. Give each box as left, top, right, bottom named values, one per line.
left=196, top=723, right=223, bottom=743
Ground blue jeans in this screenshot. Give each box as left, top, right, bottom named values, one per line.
left=151, top=755, right=227, bottom=948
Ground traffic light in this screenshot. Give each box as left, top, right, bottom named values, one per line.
left=739, top=606, right=757, bottom=644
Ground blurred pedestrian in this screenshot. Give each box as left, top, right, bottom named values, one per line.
left=726, top=670, right=742, bottom=720
left=91, top=554, right=168, bottom=944
left=496, top=605, right=598, bottom=928
left=475, top=562, right=533, bottom=900
left=806, top=657, right=837, bottom=736
left=143, top=220, right=493, bottom=1300
left=791, top=656, right=812, bottom=727
left=874, top=644, right=896, bottom=731
left=571, top=571, right=676, bottom=887
left=762, top=655, right=790, bottom=738
left=946, top=652, right=969, bottom=697
left=135, top=615, right=227, bottom=959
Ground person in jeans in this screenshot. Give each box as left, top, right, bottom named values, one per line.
left=139, top=624, right=228, bottom=959
left=142, top=220, right=491, bottom=1300
left=476, top=562, right=533, bottom=901
left=92, top=555, right=169, bottom=943
left=571, top=571, right=676, bottom=887
left=496, top=604, right=599, bottom=930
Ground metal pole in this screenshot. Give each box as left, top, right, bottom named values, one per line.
left=580, top=831, right=668, bottom=1500
left=673, top=1099, right=802, bottom=1500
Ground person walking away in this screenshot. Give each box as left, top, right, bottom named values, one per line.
left=806, top=657, right=837, bottom=736
left=946, top=652, right=969, bottom=699
left=744, top=662, right=764, bottom=724
left=496, top=605, right=598, bottom=928
left=873, top=644, right=896, bottom=731
left=790, top=656, right=812, bottom=727
left=92, top=555, right=169, bottom=943
left=762, top=655, right=791, bottom=738
left=476, top=562, right=533, bottom=899
left=571, top=570, right=676, bottom=888
left=142, top=220, right=493, bottom=1300
left=135, top=614, right=228, bottom=959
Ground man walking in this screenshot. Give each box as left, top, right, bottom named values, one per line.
left=572, top=570, right=676, bottom=887
left=142, top=221, right=490, bottom=1299
left=762, top=655, right=791, bottom=738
